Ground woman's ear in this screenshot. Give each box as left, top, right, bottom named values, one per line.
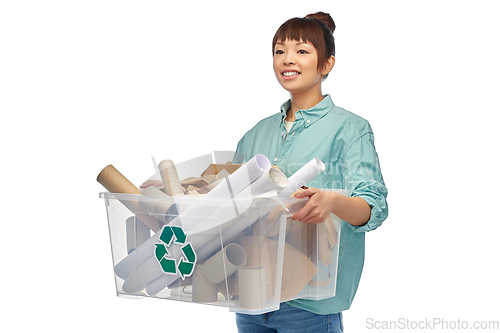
left=322, top=55, right=335, bottom=75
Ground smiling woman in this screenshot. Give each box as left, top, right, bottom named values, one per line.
left=273, top=39, right=334, bottom=112
left=233, top=11, right=388, bottom=333
left=272, top=12, right=335, bottom=72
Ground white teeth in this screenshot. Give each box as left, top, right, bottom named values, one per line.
left=283, top=71, right=299, bottom=76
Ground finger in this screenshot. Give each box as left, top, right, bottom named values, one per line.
left=291, top=208, right=306, bottom=222
left=301, top=206, right=328, bottom=224
left=291, top=199, right=316, bottom=221
left=294, top=187, right=318, bottom=198
left=302, top=210, right=320, bottom=224
left=291, top=203, right=310, bottom=221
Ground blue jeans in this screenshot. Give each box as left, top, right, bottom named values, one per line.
left=235, top=303, right=344, bottom=333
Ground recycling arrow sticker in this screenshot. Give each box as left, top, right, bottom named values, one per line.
left=154, top=225, right=197, bottom=280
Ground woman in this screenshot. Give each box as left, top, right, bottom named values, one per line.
left=233, top=12, right=388, bottom=332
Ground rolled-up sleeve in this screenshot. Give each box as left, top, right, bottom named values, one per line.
left=342, top=131, right=388, bottom=233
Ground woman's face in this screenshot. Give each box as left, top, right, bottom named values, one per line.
left=273, top=39, right=324, bottom=95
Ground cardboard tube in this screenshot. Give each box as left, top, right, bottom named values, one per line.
left=238, top=267, right=267, bottom=310
left=97, top=165, right=141, bottom=195
left=203, top=243, right=247, bottom=284
left=158, top=159, right=184, bottom=197
left=192, top=264, right=218, bottom=303
left=97, top=165, right=163, bottom=232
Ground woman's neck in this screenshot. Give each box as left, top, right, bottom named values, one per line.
left=286, top=91, right=325, bottom=122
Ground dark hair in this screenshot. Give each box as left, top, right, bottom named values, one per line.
left=272, top=12, right=335, bottom=76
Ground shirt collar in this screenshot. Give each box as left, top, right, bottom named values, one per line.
left=280, top=94, right=335, bottom=128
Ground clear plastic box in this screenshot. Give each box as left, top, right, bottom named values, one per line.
left=100, top=154, right=345, bottom=314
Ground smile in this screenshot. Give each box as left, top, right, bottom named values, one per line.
left=281, top=70, right=301, bottom=80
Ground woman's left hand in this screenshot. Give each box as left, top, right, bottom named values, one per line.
left=291, top=187, right=335, bottom=224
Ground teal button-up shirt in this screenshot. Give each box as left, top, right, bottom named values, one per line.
left=234, top=94, right=388, bottom=315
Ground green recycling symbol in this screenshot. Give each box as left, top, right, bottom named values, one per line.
left=154, top=225, right=196, bottom=280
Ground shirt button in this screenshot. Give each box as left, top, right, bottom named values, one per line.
left=306, top=119, right=311, bottom=124
left=274, top=157, right=278, bottom=162
left=292, top=131, right=295, bottom=136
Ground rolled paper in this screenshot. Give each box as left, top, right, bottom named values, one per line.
left=158, top=159, right=184, bottom=197
left=203, top=243, right=247, bottom=284
left=204, top=154, right=271, bottom=201
left=114, top=154, right=271, bottom=285
left=139, top=186, right=174, bottom=223
left=122, top=255, right=163, bottom=294
left=240, top=166, right=287, bottom=200
left=187, top=166, right=288, bottom=235
left=114, top=230, right=163, bottom=280
left=126, top=216, right=151, bottom=254
left=97, top=165, right=163, bottom=232
left=175, top=154, right=271, bottom=231
left=238, top=267, right=267, bottom=310
left=192, top=264, right=218, bottom=303
left=279, top=158, right=325, bottom=198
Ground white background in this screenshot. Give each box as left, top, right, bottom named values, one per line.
left=1, top=1, right=499, bottom=332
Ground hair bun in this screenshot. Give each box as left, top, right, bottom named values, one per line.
left=305, top=11, right=335, bottom=34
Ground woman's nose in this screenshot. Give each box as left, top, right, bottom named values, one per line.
left=284, top=53, right=295, bottom=65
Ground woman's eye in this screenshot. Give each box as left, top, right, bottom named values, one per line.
left=298, top=50, right=308, bottom=54
left=275, top=50, right=284, bottom=55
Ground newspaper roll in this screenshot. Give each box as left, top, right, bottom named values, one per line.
left=238, top=267, right=267, bottom=310
left=158, top=159, right=184, bottom=197
left=203, top=243, right=247, bottom=284
left=279, top=158, right=325, bottom=198
left=114, top=154, right=270, bottom=281
left=192, top=264, right=218, bottom=303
